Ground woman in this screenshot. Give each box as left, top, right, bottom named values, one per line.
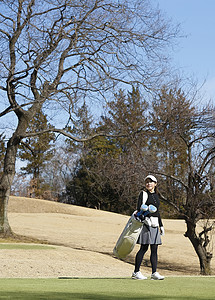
left=132, top=175, right=165, bottom=280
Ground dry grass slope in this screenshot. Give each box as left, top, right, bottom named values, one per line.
left=0, top=196, right=212, bottom=278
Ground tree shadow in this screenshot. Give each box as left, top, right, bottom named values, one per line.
left=0, top=292, right=213, bottom=300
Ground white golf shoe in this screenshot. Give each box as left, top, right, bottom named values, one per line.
left=151, top=272, right=165, bottom=280
left=132, top=271, right=147, bottom=280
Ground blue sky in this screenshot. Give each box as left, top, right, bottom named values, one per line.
left=155, top=0, right=215, bottom=102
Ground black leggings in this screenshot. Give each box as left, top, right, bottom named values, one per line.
left=134, top=244, right=158, bottom=274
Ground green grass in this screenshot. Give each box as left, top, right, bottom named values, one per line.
left=0, top=244, right=55, bottom=250
left=0, top=277, right=214, bottom=299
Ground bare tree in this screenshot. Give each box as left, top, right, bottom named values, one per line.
left=159, top=137, right=215, bottom=275
left=0, top=0, right=178, bottom=235
left=151, top=88, right=215, bottom=274
left=43, top=144, right=79, bottom=200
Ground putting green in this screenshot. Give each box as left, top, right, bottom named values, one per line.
left=0, top=277, right=214, bottom=299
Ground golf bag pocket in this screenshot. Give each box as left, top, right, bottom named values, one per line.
left=150, top=216, right=159, bottom=227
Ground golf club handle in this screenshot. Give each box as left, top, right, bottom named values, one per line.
left=136, top=210, right=149, bottom=217
left=136, top=204, right=157, bottom=217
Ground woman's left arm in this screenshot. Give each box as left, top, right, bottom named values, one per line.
left=158, top=211, right=165, bottom=235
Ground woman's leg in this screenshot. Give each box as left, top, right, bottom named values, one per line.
left=134, top=244, right=149, bottom=272
left=150, top=244, right=158, bottom=273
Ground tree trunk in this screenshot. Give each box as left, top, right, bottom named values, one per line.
left=185, top=219, right=212, bottom=275
left=0, top=134, right=20, bottom=235
left=0, top=186, right=12, bottom=236
left=0, top=112, right=31, bottom=236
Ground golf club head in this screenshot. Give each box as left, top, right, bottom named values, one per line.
left=140, top=204, right=148, bottom=212
left=148, top=204, right=157, bottom=213
left=135, top=204, right=148, bottom=218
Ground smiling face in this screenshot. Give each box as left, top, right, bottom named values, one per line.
left=145, top=178, right=157, bottom=193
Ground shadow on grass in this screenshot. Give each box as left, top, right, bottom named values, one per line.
left=117, top=254, right=200, bottom=275
left=0, top=292, right=214, bottom=300
left=0, top=233, right=50, bottom=245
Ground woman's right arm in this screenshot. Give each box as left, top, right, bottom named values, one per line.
left=136, top=191, right=143, bottom=211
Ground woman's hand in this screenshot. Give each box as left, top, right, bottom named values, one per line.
left=160, top=226, right=165, bottom=236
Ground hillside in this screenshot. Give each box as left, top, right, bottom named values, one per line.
left=0, top=196, right=213, bottom=278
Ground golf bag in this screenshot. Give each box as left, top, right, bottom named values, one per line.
left=113, top=213, right=143, bottom=259
left=113, top=199, right=157, bottom=259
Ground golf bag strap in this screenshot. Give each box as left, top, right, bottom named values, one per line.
left=142, top=191, right=148, bottom=205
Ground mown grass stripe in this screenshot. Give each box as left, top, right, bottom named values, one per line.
left=0, top=278, right=214, bottom=300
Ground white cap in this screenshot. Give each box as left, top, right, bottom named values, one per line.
left=144, top=175, right=157, bottom=182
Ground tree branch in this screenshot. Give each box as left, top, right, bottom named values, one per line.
left=20, top=141, right=36, bottom=156
left=20, top=127, right=127, bottom=142
left=154, top=171, right=188, bottom=190
left=158, top=192, right=183, bottom=214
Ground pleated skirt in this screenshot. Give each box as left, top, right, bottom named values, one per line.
left=137, top=225, right=162, bottom=245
